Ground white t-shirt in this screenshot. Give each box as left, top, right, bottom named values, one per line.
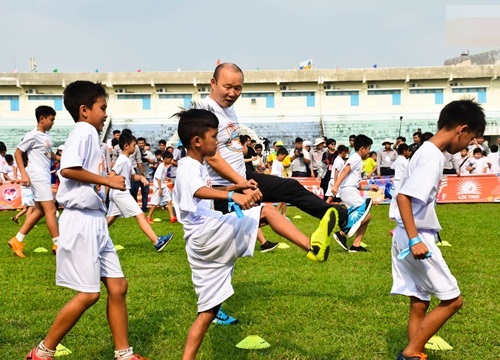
left=16, top=127, right=53, bottom=182
left=339, top=152, right=362, bottom=189
left=454, top=153, right=469, bottom=175
left=56, top=122, right=108, bottom=212
left=391, top=155, right=409, bottom=182
left=271, top=159, right=284, bottom=178
left=389, top=141, right=443, bottom=231
left=468, top=157, right=488, bottom=174
left=0, top=155, right=6, bottom=170
left=173, top=156, right=224, bottom=240
left=110, top=154, right=134, bottom=196
left=154, top=163, right=168, bottom=189
left=291, top=148, right=311, bottom=172
left=2, top=163, right=15, bottom=180
left=170, top=148, right=183, bottom=178
left=486, top=152, right=499, bottom=174
left=202, top=97, right=246, bottom=186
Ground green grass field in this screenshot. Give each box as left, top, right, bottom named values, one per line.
left=0, top=204, right=498, bottom=359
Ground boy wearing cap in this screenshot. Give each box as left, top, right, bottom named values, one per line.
left=310, top=137, right=327, bottom=177
left=377, top=139, right=398, bottom=176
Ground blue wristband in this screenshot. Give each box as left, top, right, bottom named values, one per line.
left=397, top=236, right=432, bottom=260
left=227, top=191, right=244, bottom=218
left=408, top=236, right=421, bottom=247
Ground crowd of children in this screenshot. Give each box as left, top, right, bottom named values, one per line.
left=1, top=75, right=493, bottom=360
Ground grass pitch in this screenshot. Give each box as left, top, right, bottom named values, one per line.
left=0, top=204, right=498, bottom=359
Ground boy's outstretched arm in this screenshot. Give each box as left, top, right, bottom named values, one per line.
left=194, top=186, right=254, bottom=209
left=60, top=167, right=126, bottom=190
left=396, top=193, right=430, bottom=259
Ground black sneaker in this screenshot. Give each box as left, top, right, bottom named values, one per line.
left=260, top=241, right=279, bottom=253
left=349, top=245, right=367, bottom=253
left=333, top=231, right=349, bottom=251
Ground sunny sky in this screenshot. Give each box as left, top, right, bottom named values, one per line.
left=1, top=0, right=499, bottom=73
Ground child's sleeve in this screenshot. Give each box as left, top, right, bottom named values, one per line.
left=398, top=157, right=440, bottom=204
left=16, top=133, right=35, bottom=153
left=60, top=133, right=90, bottom=170
left=175, top=162, right=206, bottom=212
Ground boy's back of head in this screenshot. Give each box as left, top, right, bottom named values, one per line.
left=276, top=147, right=288, bottom=157
left=337, top=145, right=349, bottom=154
left=397, top=143, right=410, bottom=155
left=490, top=144, right=498, bottom=153
left=118, top=132, right=136, bottom=151
left=437, top=99, right=486, bottom=136
left=5, top=154, right=14, bottom=163
left=175, top=107, right=219, bottom=150
left=63, top=81, right=108, bottom=122
left=35, top=105, right=56, bottom=123
left=354, top=134, right=372, bottom=151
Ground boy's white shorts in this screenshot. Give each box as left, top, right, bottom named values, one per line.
left=56, top=208, right=124, bottom=293
left=391, top=227, right=460, bottom=301
left=108, top=191, right=142, bottom=218
left=339, top=186, right=364, bottom=208
left=150, top=187, right=171, bottom=206
left=21, top=186, right=34, bottom=207
left=30, top=181, right=53, bottom=202
left=188, top=205, right=263, bottom=312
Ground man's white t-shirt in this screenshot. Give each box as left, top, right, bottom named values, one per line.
left=291, top=149, right=310, bottom=172
left=16, top=128, right=53, bottom=182
left=56, top=122, right=108, bottom=212
left=110, top=154, right=134, bottom=197
left=339, top=152, right=362, bottom=189
left=486, top=152, right=499, bottom=174
left=202, top=97, right=246, bottom=186
left=271, top=159, right=284, bottom=178
left=389, top=141, right=443, bottom=231
left=173, top=156, right=223, bottom=240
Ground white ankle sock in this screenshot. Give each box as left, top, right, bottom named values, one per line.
left=16, top=232, right=25, bottom=242
left=36, top=341, right=56, bottom=358
left=114, top=347, right=134, bottom=359
left=52, top=237, right=59, bottom=244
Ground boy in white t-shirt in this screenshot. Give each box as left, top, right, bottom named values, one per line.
left=8, top=105, right=61, bottom=257
left=2, top=154, right=19, bottom=183
left=390, top=99, right=486, bottom=360
left=173, top=108, right=332, bottom=360
left=331, top=135, right=376, bottom=253
left=26, top=81, right=148, bottom=360
left=145, top=151, right=176, bottom=224
left=486, top=144, right=499, bottom=174
left=11, top=153, right=35, bottom=225
left=107, top=132, right=173, bottom=252
left=325, top=145, right=349, bottom=204
left=391, top=143, right=410, bottom=190
left=467, top=148, right=488, bottom=174
left=454, top=148, right=469, bottom=176
left=271, top=146, right=288, bottom=216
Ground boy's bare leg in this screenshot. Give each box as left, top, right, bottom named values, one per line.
left=39, top=200, right=59, bottom=238
left=14, top=206, right=28, bottom=221
left=261, top=205, right=309, bottom=251
left=407, top=297, right=430, bottom=342
left=43, top=292, right=101, bottom=350
left=402, top=295, right=463, bottom=356
left=146, top=205, right=156, bottom=219
left=167, top=202, right=175, bottom=219
left=18, top=201, right=45, bottom=236
left=107, top=216, right=117, bottom=227
left=351, top=213, right=371, bottom=247
left=183, top=309, right=217, bottom=360
left=256, top=229, right=266, bottom=245
left=102, top=277, right=130, bottom=351
left=135, top=213, right=159, bottom=244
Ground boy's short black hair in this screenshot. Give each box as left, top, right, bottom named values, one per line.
left=490, top=144, right=498, bottom=153
left=413, top=131, right=421, bottom=138
left=397, top=136, right=406, bottom=142
left=295, top=137, right=303, bottom=143
left=437, top=99, right=486, bottom=136
left=239, top=134, right=250, bottom=143
left=159, top=139, right=167, bottom=146
left=63, top=81, right=108, bottom=122
left=154, top=149, right=162, bottom=156
left=326, top=138, right=336, bottom=146
left=0, top=141, right=6, bottom=153
left=137, top=137, right=146, bottom=143
left=421, top=132, right=434, bottom=144
left=111, top=138, right=119, bottom=147
left=166, top=146, right=173, bottom=152
left=35, top=105, right=56, bottom=123
left=349, top=134, right=356, bottom=141
left=354, top=134, right=372, bottom=151
left=337, top=145, right=349, bottom=154
left=113, top=129, right=121, bottom=135
left=397, top=143, right=410, bottom=155
left=277, top=147, right=288, bottom=156
left=5, top=154, right=13, bottom=163
left=162, top=151, right=173, bottom=159
left=255, top=143, right=263, bottom=150
left=175, top=107, right=219, bottom=150
left=121, top=128, right=132, bottom=136
left=119, top=132, right=136, bottom=150
left=473, top=147, right=483, bottom=155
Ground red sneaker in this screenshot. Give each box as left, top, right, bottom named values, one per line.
left=26, top=348, right=54, bottom=360
left=169, top=216, right=177, bottom=223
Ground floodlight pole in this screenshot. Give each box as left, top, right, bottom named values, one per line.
left=398, top=116, right=403, bottom=137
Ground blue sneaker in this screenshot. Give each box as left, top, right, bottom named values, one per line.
left=342, top=198, right=372, bottom=238
left=212, top=308, right=239, bottom=325
left=155, top=234, right=173, bottom=252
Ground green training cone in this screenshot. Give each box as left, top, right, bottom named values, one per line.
left=425, top=335, right=453, bottom=351
left=236, top=335, right=271, bottom=349
left=55, top=343, right=72, bottom=356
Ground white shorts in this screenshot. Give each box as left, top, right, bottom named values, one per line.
left=56, top=208, right=124, bottom=293
left=108, top=191, right=142, bottom=218
left=187, top=205, right=263, bottom=312
left=21, top=186, right=34, bottom=207
left=150, top=187, right=171, bottom=206
left=339, top=186, right=364, bottom=208
left=391, top=227, right=460, bottom=301
left=30, top=181, right=53, bottom=202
